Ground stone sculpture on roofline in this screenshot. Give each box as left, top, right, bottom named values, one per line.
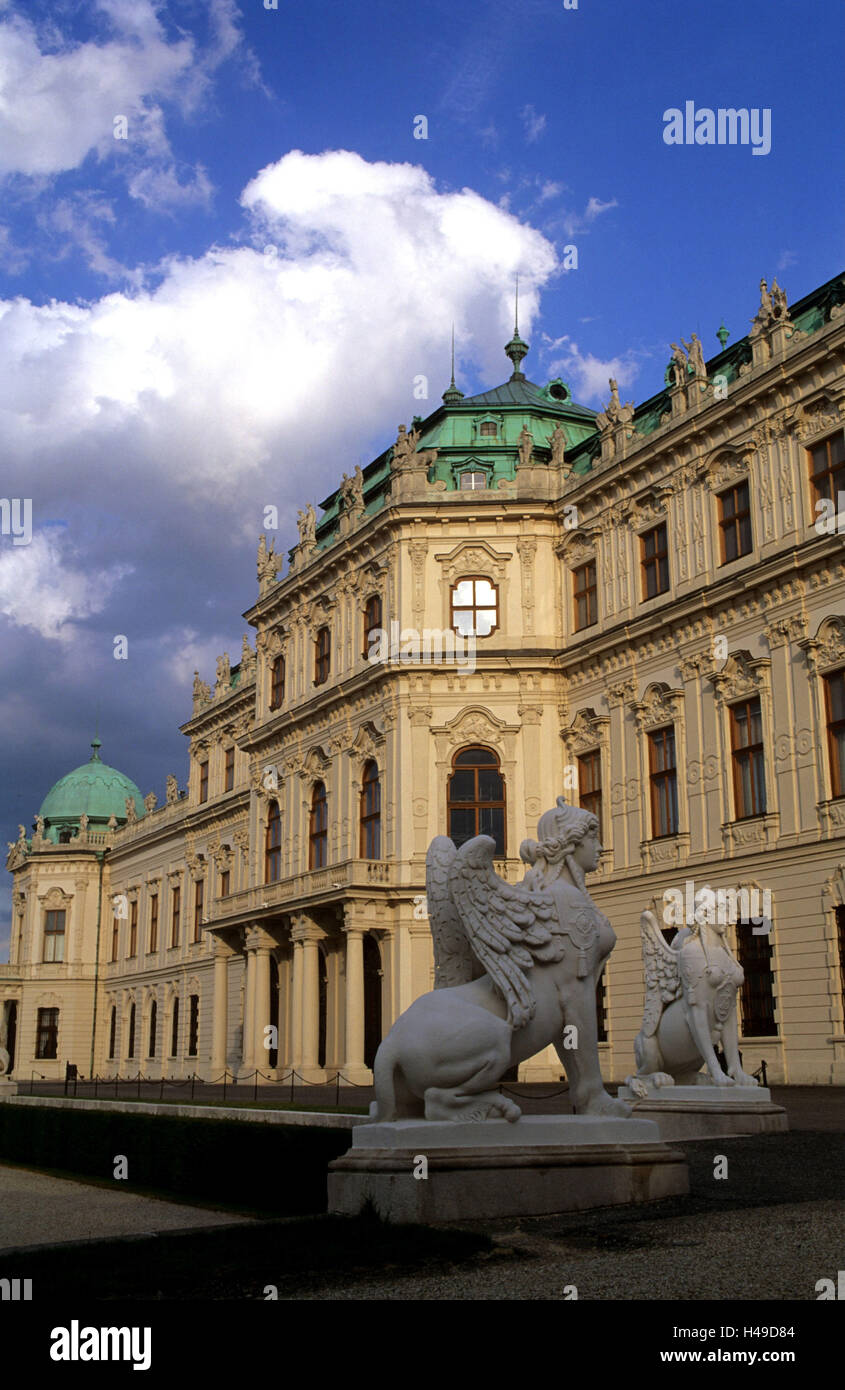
left=371, top=797, right=630, bottom=1123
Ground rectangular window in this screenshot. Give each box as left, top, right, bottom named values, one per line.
left=43, top=909, right=66, bottom=963
left=824, top=668, right=845, bottom=798
left=718, top=481, right=752, bottom=563
left=170, top=887, right=181, bottom=948
left=170, top=998, right=180, bottom=1057
left=736, top=919, right=777, bottom=1036
left=188, top=994, right=199, bottom=1058
left=198, top=761, right=209, bottom=804
left=128, top=900, right=138, bottom=957
left=108, top=1008, right=116, bottom=1060
left=577, top=750, right=603, bottom=838
left=572, top=561, right=598, bottom=630
left=193, top=880, right=204, bottom=943
left=459, top=471, right=487, bottom=489
left=648, top=726, right=678, bottom=837
left=270, top=655, right=285, bottom=709
left=730, top=697, right=767, bottom=818
left=149, top=894, right=158, bottom=953
left=641, top=523, right=669, bottom=600
left=224, top=746, right=235, bottom=792
left=479, top=421, right=497, bottom=437
left=219, top=869, right=230, bottom=898
left=363, top=595, right=383, bottom=658
left=808, top=430, right=845, bottom=505
left=111, top=916, right=119, bottom=963
left=314, top=627, right=331, bottom=685
left=35, top=1007, right=59, bottom=1060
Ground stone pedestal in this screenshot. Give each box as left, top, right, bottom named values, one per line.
left=0, top=1078, right=18, bottom=1095
left=327, top=1115, right=689, bottom=1223
left=616, top=1083, right=788, bottom=1141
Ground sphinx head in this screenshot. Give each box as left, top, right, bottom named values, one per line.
left=520, top=797, right=601, bottom=880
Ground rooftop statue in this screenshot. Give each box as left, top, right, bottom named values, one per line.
left=297, top=503, right=316, bottom=547
left=625, top=897, right=759, bottom=1097
left=547, top=422, right=567, bottom=468
left=681, top=333, right=706, bottom=378
left=371, top=798, right=631, bottom=1123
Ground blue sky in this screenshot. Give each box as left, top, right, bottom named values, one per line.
left=0, top=0, right=843, bottom=953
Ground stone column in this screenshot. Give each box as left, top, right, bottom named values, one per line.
left=253, top=940, right=271, bottom=1076
left=290, top=937, right=303, bottom=1071
left=341, top=918, right=370, bottom=1084
left=211, top=936, right=230, bottom=1077
left=291, top=914, right=326, bottom=1082
left=241, top=939, right=256, bottom=1075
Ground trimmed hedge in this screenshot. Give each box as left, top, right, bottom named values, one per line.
left=0, top=1103, right=351, bottom=1214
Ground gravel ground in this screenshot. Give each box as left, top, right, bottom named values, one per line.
left=0, top=1164, right=254, bottom=1251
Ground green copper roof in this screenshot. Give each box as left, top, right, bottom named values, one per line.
left=458, top=375, right=597, bottom=419
left=38, top=739, right=144, bottom=840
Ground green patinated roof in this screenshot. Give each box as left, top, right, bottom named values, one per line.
left=303, top=271, right=845, bottom=548
left=38, top=740, right=144, bottom=840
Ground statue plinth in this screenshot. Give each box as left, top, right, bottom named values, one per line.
left=0, top=1077, right=18, bottom=1095
left=328, top=1115, right=688, bottom=1222
left=616, top=1082, right=788, bottom=1142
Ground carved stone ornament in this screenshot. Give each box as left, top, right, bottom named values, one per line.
left=124, top=798, right=138, bottom=826
left=707, top=650, right=769, bottom=705
left=631, top=682, right=685, bottom=732
left=561, top=708, right=610, bottom=756
left=697, top=447, right=752, bottom=492
left=434, top=539, right=510, bottom=586
left=799, top=615, right=845, bottom=673
left=764, top=614, right=808, bottom=650
left=192, top=671, right=212, bottom=712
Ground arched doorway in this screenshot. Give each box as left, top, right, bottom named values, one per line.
left=363, top=935, right=382, bottom=1069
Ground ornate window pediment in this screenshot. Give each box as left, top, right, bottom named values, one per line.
left=348, top=720, right=385, bottom=763
left=37, top=886, right=72, bottom=907
left=630, top=681, right=685, bottom=731
left=434, top=540, right=511, bottom=585
left=800, top=615, right=845, bottom=674
left=796, top=393, right=845, bottom=444
left=698, top=446, right=752, bottom=492
left=707, top=649, right=770, bottom=704
left=300, top=744, right=332, bottom=780
left=561, top=707, right=610, bottom=755
left=622, top=487, right=672, bottom=531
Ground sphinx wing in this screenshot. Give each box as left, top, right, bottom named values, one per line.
left=447, top=835, right=560, bottom=1029
left=426, top=836, right=483, bottom=987
left=641, top=909, right=682, bottom=1036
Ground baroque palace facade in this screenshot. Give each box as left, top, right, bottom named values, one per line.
left=3, top=270, right=845, bottom=1088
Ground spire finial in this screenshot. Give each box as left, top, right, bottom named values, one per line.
left=716, top=321, right=730, bottom=349
left=505, top=276, right=529, bottom=381
left=90, top=737, right=102, bottom=763
left=442, top=322, right=464, bottom=403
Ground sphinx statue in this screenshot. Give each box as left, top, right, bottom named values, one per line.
left=371, top=798, right=630, bottom=1123
left=625, top=903, right=759, bottom=1097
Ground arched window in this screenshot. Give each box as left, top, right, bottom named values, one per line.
left=270, top=655, right=285, bottom=710
left=108, top=1005, right=117, bottom=1060
left=265, top=800, right=281, bottom=883
left=314, top=626, right=331, bottom=686
left=309, top=781, right=328, bottom=869
left=450, top=577, right=498, bottom=636
left=359, top=760, right=381, bottom=859
left=447, top=746, right=505, bottom=855
left=363, top=595, right=382, bottom=658
left=127, top=1002, right=136, bottom=1059
left=148, top=999, right=157, bottom=1058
